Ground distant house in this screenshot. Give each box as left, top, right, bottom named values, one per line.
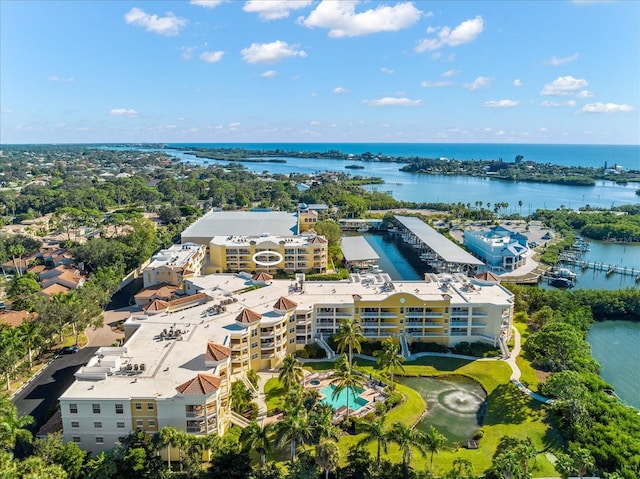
left=463, top=226, right=530, bottom=272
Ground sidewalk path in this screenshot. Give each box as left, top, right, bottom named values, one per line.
left=505, top=325, right=554, bottom=405
left=85, top=307, right=132, bottom=347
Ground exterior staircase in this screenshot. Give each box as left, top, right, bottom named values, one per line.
left=229, top=411, right=251, bottom=429
left=499, top=335, right=511, bottom=359
left=316, top=335, right=336, bottom=359
left=400, top=334, right=411, bottom=359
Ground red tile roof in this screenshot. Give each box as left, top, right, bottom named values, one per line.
left=143, top=299, right=169, bottom=312
left=167, top=292, right=208, bottom=308
left=273, top=296, right=297, bottom=311
left=205, top=342, right=231, bottom=362
left=252, top=272, right=273, bottom=281
left=176, top=373, right=222, bottom=395
left=309, top=236, right=328, bottom=244
left=235, top=308, right=262, bottom=324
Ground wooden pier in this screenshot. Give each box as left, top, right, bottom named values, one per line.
left=560, top=259, right=640, bottom=279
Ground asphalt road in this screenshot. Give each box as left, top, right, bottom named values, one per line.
left=13, top=346, right=98, bottom=432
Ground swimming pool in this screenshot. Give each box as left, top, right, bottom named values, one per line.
left=319, top=384, right=369, bottom=411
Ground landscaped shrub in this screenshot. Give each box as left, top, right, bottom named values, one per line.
left=305, top=269, right=350, bottom=281
left=383, top=392, right=403, bottom=411
left=452, top=341, right=500, bottom=358
left=296, top=342, right=327, bottom=359
left=410, top=342, right=449, bottom=353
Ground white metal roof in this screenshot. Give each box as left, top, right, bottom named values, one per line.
left=341, top=236, right=380, bottom=262
left=395, top=215, right=484, bottom=266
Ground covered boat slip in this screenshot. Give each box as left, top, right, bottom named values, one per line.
left=341, top=236, right=380, bottom=271
left=393, top=216, right=484, bottom=275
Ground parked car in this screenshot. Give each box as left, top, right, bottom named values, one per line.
left=60, top=346, right=79, bottom=355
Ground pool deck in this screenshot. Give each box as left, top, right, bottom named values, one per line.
left=304, top=371, right=386, bottom=420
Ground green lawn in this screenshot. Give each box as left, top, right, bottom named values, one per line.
left=261, top=356, right=560, bottom=476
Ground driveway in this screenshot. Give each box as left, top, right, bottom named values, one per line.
left=12, top=347, right=98, bottom=432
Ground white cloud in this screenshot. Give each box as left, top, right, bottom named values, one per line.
left=241, top=40, right=307, bottom=64
left=299, top=0, right=421, bottom=38
left=381, top=67, right=394, bottom=74
left=539, top=127, right=548, bottom=132
left=363, top=97, right=422, bottom=106
left=244, top=0, right=312, bottom=20
left=513, top=79, right=523, bottom=87
left=200, top=51, right=224, bottom=63
left=581, top=102, right=633, bottom=113
left=463, top=76, right=491, bottom=91
left=109, top=108, right=138, bottom=117
left=190, top=0, right=226, bottom=8
left=442, top=69, right=459, bottom=78
left=415, top=16, right=484, bottom=52
left=49, top=75, right=75, bottom=83
left=420, top=80, right=452, bottom=88
left=333, top=87, right=348, bottom=94
left=483, top=99, right=519, bottom=108
left=548, top=52, right=579, bottom=66
left=576, top=90, right=594, bottom=98
left=125, top=7, right=186, bottom=36
left=261, top=70, right=278, bottom=77
left=541, top=100, right=577, bottom=107
left=1, top=108, right=14, bottom=113
left=181, top=46, right=196, bottom=60
left=540, top=75, right=588, bottom=96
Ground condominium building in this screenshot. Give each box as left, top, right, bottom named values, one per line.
left=207, top=234, right=328, bottom=274
left=143, top=243, right=207, bottom=288
left=463, top=226, right=530, bottom=272
left=60, top=271, right=512, bottom=453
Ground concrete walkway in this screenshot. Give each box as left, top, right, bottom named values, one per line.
left=84, top=307, right=131, bottom=347
left=505, top=325, right=554, bottom=405
left=256, top=371, right=279, bottom=424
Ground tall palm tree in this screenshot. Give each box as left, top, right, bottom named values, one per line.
left=153, top=426, right=177, bottom=470
left=330, top=355, right=363, bottom=418
left=0, top=399, right=34, bottom=450
left=309, top=403, right=339, bottom=443
left=516, top=437, right=537, bottom=478
left=572, top=447, right=594, bottom=479
left=276, top=404, right=313, bottom=462
left=241, top=421, right=272, bottom=466
left=387, top=422, right=427, bottom=467
left=1, top=327, right=25, bottom=390
left=493, top=450, right=520, bottom=479
left=315, top=440, right=339, bottom=479
left=278, top=354, right=304, bottom=391
left=373, top=337, right=405, bottom=390
left=334, top=317, right=364, bottom=366
left=357, top=415, right=388, bottom=466
left=423, top=425, right=447, bottom=473
left=8, top=244, right=25, bottom=278
left=20, top=321, right=43, bottom=370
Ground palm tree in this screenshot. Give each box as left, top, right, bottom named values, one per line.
left=0, top=399, right=34, bottom=450
left=276, top=404, right=313, bottom=462
left=20, top=321, right=43, bottom=370
left=153, top=426, right=177, bottom=470
left=278, top=354, right=304, bottom=391
left=357, top=415, right=388, bottom=466
left=1, top=327, right=25, bottom=390
left=445, top=457, right=474, bottom=479
left=315, top=440, right=339, bottom=479
left=423, top=425, right=447, bottom=473
left=241, top=421, right=272, bottom=466
left=572, top=447, right=594, bottom=479
left=308, top=403, right=339, bottom=443
left=334, top=317, right=364, bottom=366
left=330, top=355, right=363, bottom=418
left=493, top=450, right=520, bottom=479
left=387, top=422, right=427, bottom=467
left=516, top=437, right=537, bottom=478
left=373, top=337, right=405, bottom=390
left=554, top=453, right=576, bottom=479
left=8, top=244, right=25, bottom=278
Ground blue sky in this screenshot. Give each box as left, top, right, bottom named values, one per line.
left=1, top=0, right=638, bottom=145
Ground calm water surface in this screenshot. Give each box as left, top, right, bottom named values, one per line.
left=587, top=321, right=640, bottom=409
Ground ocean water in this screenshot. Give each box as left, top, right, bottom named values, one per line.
left=165, top=142, right=640, bottom=169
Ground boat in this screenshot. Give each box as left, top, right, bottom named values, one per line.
left=549, top=267, right=577, bottom=279
left=550, top=277, right=574, bottom=288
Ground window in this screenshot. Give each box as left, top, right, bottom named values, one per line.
left=251, top=342, right=258, bottom=349
left=136, top=420, right=144, bottom=428
left=116, top=422, right=125, bottom=429
left=135, top=403, right=142, bottom=411
left=148, top=420, right=156, bottom=428
left=289, top=338, right=295, bottom=344
left=71, top=421, right=79, bottom=428
left=251, top=329, right=258, bottom=337
left=95, top=437, right=104, bottom=444
left=147, top=402, right=154, bottom=411
left=69, top=404, right=78, bottom=414
left=72, top=437, right=81, bottom=443
left=115, top=404, right=124, bottom=414
left=252, top=353, right=258, bottom=359
left=289, top=327, right=295, bottom=333
left=92, top=404, right=101, bottom=414
left=289, top=316, right=295, bottom=323
left=93, top=421, right=102, bottom=429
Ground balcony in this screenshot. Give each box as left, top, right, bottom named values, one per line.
left=472, top=312, right=488, bottom=318
left=424, top=322, right=443, bottom=328
left=451, top=321, right=468, bottom=327
left=425, top=312, right=443, bottom=318
left=471, top=322, right=487, bottom=328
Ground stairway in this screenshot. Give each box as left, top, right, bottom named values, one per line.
left=499, top=335, right=510, bottom=359
left=316, top=335, right=336, bottom=359
left=229, top=411, right=251, bottom=429
left=400, top=334, right=411, bottom=359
